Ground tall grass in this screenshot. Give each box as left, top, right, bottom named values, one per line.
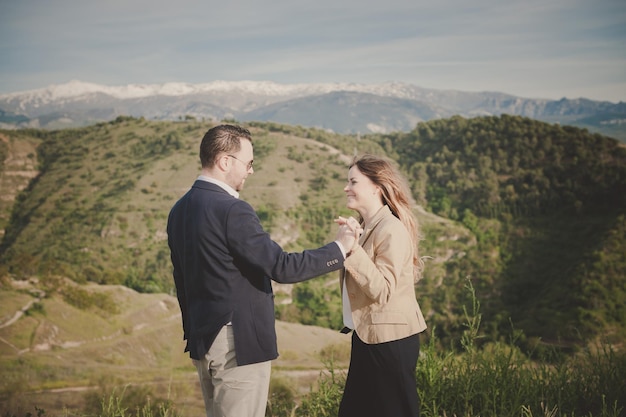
left=94, top=394, right=172, bottom=417
left=294, top=363, right=346, bottom=417
left=1, top=385, right=180, bottom=417
left=88, top=385, right=178, bottom=417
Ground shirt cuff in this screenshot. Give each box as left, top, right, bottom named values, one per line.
left=334, top=241, right=347, bottom=259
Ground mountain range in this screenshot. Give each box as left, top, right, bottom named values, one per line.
left=1, top=80, right=625, bottom=140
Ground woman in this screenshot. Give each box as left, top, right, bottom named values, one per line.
left=337, top=154, right=427, bottom=417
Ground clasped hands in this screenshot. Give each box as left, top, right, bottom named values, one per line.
left=335, top=216, right=363, bottom=255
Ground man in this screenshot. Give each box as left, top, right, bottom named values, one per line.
left=167, top=124, right=358, bottom=417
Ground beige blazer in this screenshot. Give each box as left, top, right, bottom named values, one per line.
left=341, top=205, right=427, bottom=344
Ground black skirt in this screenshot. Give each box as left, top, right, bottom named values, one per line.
left=338, top=331, right=421, bottom=417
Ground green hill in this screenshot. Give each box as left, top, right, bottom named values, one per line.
left=383, top=115, right=626, bottom=351
left=1, top=115, right=624, bottom=357
left=0, top=118, right=393, bottom=290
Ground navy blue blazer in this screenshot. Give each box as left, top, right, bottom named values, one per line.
left=167, top=180, right=344, bottom=365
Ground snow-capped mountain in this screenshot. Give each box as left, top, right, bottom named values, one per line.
left=0, top=80, right=624, bottom=140
left=0, top=79, right=462, bottom=101
left=0, top=79, right=471, bottom=112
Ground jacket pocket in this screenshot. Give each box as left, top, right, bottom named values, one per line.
left=371, top=311, right=408, bottom=325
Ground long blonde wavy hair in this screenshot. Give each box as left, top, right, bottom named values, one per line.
left=350, top=154, right=423, bottom=282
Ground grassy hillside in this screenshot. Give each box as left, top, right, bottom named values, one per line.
left=0, top=115, right=624, bottom=356
left=0, top=277, right=351, bottom=415
left=0, top=131, right=40, bottom=236
left=0, top=118, right=382, bottom=290
left=0, top=118, right=469, bottom=323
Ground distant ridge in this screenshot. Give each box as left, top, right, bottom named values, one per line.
left=0, top=80, right=624, bottom=140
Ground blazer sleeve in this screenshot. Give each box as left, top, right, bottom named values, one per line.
left=343, top=220, right=412, bottom=305
left=225, top=199, right=343, bottom=283
left=167, top=206, right=189, bottom=343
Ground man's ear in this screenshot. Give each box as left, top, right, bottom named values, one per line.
left=216, top=154, right=231, bottom=172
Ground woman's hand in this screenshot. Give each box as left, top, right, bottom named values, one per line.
left=335, top=216, right=363, bottom=254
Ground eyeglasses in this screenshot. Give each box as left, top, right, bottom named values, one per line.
left=228, top=154, right=254, bottom=170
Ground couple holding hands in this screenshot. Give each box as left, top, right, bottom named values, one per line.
left=167, top=124, right=427, bottom=417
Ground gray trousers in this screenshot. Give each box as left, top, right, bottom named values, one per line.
left=193, top=325, right=272, bottom=417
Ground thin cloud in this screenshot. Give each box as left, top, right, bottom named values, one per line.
left=0, top=0, right=624, bottom=101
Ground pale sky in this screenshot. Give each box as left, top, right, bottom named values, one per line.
left=1, top=0, right=625, bottom=102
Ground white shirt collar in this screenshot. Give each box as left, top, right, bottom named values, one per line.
left=197, top=175, right=239, bottom=199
